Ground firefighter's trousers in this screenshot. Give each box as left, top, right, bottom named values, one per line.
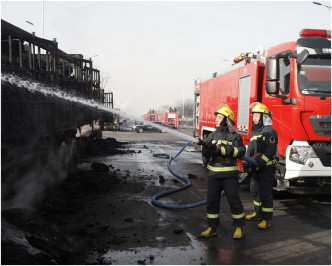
left=249, top=172, right=262, bottom=215
left=252, top=166, right=275, bottom=220
left=206, top=174, right=245, bottom=228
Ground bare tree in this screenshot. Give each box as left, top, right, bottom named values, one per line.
left=175, top=98, right=194, bottom=118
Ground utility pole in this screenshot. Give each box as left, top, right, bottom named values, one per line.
left=42, top=0, right=44, bottom=38
left=182, top=90, right=185, bottom=119
left=178, top=89, right=185, bottom=120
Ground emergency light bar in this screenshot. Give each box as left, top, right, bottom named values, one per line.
left=299, top=28, right=331, bottom=39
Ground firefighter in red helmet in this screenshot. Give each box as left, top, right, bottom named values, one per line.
left=243, top=102, right=278, bottom=229
left=198, top=104, right=246, bottom=239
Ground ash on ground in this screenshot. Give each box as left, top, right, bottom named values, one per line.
left=1, top=137, right=148, bottom=265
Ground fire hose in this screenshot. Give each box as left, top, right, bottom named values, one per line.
left=151, top=141, right=257, bottom=209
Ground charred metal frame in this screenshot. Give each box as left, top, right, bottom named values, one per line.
left=1, top=19, right=102, bottom=101
left=1, top=19, right=106, bottom=141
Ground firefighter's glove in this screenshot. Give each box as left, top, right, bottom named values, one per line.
left=254, top=157, right=264, bottom=169
left=209, top=143, right=220, bottom=156
left=197, top=138, right=208, bottom=147
left=243, top=161, right=252, bottom=177
left=207, top=140, right=219, bottom=156
left=218, top=145, right=234, bottom=158
left=225, top=145, right=234, bottom=157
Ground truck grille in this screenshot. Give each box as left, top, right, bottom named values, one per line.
left=312, top=142, right=331, bottom=167
left=310, top=115, right=331, bottom=137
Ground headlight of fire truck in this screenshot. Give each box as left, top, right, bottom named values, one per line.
left=289, top=146, right=318, bottom=165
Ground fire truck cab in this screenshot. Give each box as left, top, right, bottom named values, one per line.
left=194, top=29, right=331, bottom=194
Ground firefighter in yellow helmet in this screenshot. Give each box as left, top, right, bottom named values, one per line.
left=243, top=102, right=278, bottom=229
left=197, top=104, right=246, bottom=239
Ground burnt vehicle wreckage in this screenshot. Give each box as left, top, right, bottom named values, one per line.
left=1, top=19, right=109, bottom=198
left=1, top=19, right=119, bottom=263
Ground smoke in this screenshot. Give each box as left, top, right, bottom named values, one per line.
left=1, top=135, right=76, bottom=209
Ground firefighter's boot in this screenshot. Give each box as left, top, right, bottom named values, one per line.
left=201, top=227, right=217, bottom=238
left=257, top=220, right=271, bottom=229
left=246, top=212, right=262, bottom=221
left=233, top=227, right=244, bottom=239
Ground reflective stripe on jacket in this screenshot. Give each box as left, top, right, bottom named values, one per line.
left=245, top=125, right=278, bottom=168
left=204, top=126, right=246, bottom=176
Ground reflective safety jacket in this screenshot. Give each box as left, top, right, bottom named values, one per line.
left=246, top=124, right=278, bottom=168
left=202, top=126, right=246, bottom=177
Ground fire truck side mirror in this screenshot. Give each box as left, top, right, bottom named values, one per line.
left=265, top=58, right=280, bottom=95
left=266, top=58, right=278, bottom=80
left=266, top=81, right=279, bottom=95
left=296, top=49, right=309, bottom=65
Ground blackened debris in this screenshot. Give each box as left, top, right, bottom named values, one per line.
left=86, top=138, right=135, bottom=156
left=159, top=175, right=165, bottom=184
left=173, top=228, right=184, bottom=234
left=188, top=173, right=197, bottom=179
left=91, top=162, right=109, bottom=172
left=137, top=259, right=146, bottom=265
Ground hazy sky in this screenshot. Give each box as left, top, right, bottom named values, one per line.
left=1, top=0, right=331, bottom=116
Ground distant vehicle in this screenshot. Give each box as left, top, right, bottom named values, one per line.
left=143, top=112, right=158, bottom=122
left=158, top=111, right=179, bottom=128
left=119, top=120, right=136, bottom=132
left=133, top=121, right=170, bottom=133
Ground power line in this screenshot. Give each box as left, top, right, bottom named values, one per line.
left=313, top=1, right=331, bottom=11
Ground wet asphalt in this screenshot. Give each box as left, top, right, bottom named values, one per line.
left=84, top=129, right=331, bottom=265
left=2, top=128, right=330, bottom=264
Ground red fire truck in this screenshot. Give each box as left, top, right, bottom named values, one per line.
left=194, top=29, right=331, bottom=194
left=158, top=112, right=179, bottom=128
left=144, top=112, right=159, bottom=122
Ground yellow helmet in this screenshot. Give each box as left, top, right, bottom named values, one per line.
left=250, top=102, right=269, bottom=114
left=214, top=103, right=235, bottom=124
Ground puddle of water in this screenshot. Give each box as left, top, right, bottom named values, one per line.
left=101, top=232, right=207, bottom=264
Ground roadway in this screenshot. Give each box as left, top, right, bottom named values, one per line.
left=74, top=128, right=330, bottom=264
left=4, top=128, right=328, bottom=264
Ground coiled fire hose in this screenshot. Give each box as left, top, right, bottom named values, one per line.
left=151, top=141, right=257, bottom=209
